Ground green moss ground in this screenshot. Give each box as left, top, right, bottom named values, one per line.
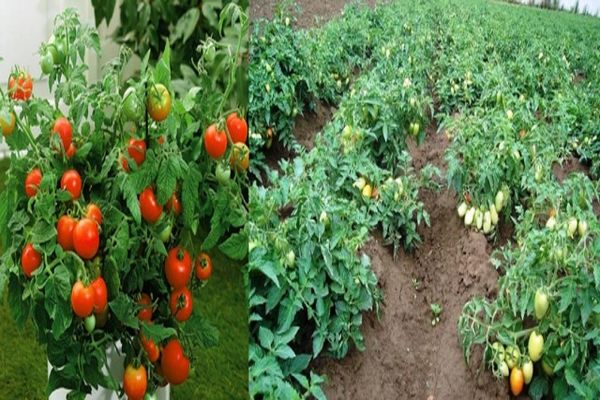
left=0, top=159, right=248, bottom=399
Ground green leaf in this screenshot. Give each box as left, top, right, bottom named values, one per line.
left=218, top=232, right=248, bottom=260
left=185, top=312, right=219, bottom=349
left=171, top=9, right=200, bottom=44
left=109, top=293, right=139, bottom=329
left=142, top=322, right=177, bottom=343
left=154, top=41, right=172, bottom=86
left=32, top=220, right=56, bottom=243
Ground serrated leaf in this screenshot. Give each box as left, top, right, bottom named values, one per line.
left=218, top=232, right=248, bottom=260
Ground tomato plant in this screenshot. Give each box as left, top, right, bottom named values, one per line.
left=0, top=6, right=248, bottom=398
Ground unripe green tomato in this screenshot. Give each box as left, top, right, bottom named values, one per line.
left=40, top=52, right=54, bottom=74
left=216, top=163, right=231, bottom=185
left=522, top=359, right=533, bottom=384
left=534, top=289, right=549, bottom=320
left=160, top=225, right=172, bottom=243
left=84, top=315, right=96, bottom=333
left=122, top=87, right=144, bottom=122
left=285, top=250, right=295, bottom=267
left=505, top=346, right=520, bottom=369
left=204, top=44, right=216, bottom=64
left=528, top=331, right=544, bottom=362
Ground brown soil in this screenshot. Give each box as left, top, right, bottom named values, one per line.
left=250, top=0, right=379, bottom=29
left=295, top=102, right=335, bottom=150
left=552, top=155, right=590, bottom=182
left=315, top=121, right=511, bottom=399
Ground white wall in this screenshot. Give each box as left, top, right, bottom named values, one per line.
left=0, top=0, right=138, bottom=157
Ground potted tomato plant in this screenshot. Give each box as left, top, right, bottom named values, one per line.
left=0, top=7, right=248, bottom=399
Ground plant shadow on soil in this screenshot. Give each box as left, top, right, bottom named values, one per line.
left=0, top=159, right=248, bottom=400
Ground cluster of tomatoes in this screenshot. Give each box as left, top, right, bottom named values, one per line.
left=0, top=69, right=34, bottom=138
left=205, top=112, right=249, bottom=171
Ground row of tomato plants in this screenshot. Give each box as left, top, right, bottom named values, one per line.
left=434, top=1, right=600, bottom=397
left=0, top=6, right=248, bottom=399
left=247, top=1, right=444, bottom=398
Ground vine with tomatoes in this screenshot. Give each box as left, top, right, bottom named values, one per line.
left=0, top=6, right=248, bottom=399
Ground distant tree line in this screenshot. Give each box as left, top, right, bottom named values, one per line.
left=498, top=0, right=599, bottom=17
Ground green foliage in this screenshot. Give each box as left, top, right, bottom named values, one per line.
left=0, top=7, right=248, bottom=398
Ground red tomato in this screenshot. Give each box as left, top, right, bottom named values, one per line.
left=122, top=138, right=147, bottom=171
left=90, top=277, right=108, bottom=313
left=164, top=247, right=192, bottom=289
left=61, top=169, right=82, bottom=200
left=166, top=193, right=182, bottom=216
left=204, top=124, right=227, bottom=159
left=71, top=281, right=95, bottom=318
left=86, top=204, right=103, bottom=225
left=161, top=339, right=190, bottom=385
left=139, top=187, right=163, bottom=224
left=226, top=112, right=248, bottom=143
left=25, top=168, right=42, bottom=198
left=169, top=287, right=193, bottom=322
left=66, top=143, right=77, bottom=159
left=138, top=293, right=153, bottom=321
left=123, top=364, right=147, bottom=400
left=195, top=252, right=213, bottom=281
left=52, top=117, right=73, bottom=152
left=141, top=333, right=160, bottom=363
left=510, top=367, right=524, bottom=396
left=72, top=218, right=100, bottom=260
left=146, top=84, right=171, bottom=122
left=8, top=70, right=33, bottom=101
left=21, top=243, right=42, bottom=278
left=57, top=215, right=77, bottom=251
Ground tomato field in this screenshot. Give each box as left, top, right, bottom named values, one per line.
left=248, top=0, right=599, bottom=399
left=0, top=3, right=248, bottom=400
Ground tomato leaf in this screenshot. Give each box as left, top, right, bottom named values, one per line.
left=218, top=232, right=248, bottom=260
left=109, top=293, right=139, bottom=329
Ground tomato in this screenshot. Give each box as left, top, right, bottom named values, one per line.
left=123, top=364, right=148, bottom=400
left=141, top=333, right=160, bottom=363
left=204, top=124, right=227, bottom=159
left=509, top=367, right=524, bottom=396
left=57, top=215, right=77, bottom=251
left=498, top=361, right=509, bottom=377
left=215, top=163, right=231, bottom=185
left=522, top=359, right=533, bottom=384
left=534, top=289, right=549, bottom=320
left=91, top=276, right=108, bottom=313
left=169, top=287, right=193, bottom=322
left=123, top=87, right=144, bottom=122
left=0, top=109, right=16, bottom=136
left=226, top=112, right=248, bottom=143
left=528, top=331, right=544, bottom=362
left=146, top=83, right=171, bottom=122
left=84, top=315, right=96, bottom=333
left=490, top=342, right=505, bottom=362
left=229, top=143, right=250, bottom=171
left=66, top=143, right=77, bottom=159
left=73, top=218, right=100, bottom=260
left=160, top=224, right=172, bottom=243
left=8, top=70, right=33, bottom=101
left=161, top=339, right=190, bottom=385
left=505, top=346, right=520, bottom=369
left=52, top=117, right=73, bottom=152
left=71, top=281, right=95, bottom=318
left=21, top=243, right=42, bottom=278
left=95, top=306, right=109, bottom=328
left=122, top=138, right=147, bottom=171
left=25, top=168, right=42, bottom=198
left=139, top=187, right=163, bottom=224
left=86, top=204, right=103, bottom=225
left=166, top=193, right=182, bottom=216
left=40, top=52, right=54, bottom=74
left=541, top=355, right=556, bottom=376
left=61, top=169, right=82, bottom=200
left=265, top=128, right=274, bottom=149
left=195, top=252, right=213, bottom=281
left=164, top=247, right=192, bottom=289
left=138, top=294, right=153, bottom=321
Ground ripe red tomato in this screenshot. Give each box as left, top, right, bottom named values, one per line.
left=226, top=112, right=248, bottom=143
left=123, top=364, right=147, bottom=400
left=122, top=138, right=147, bottom=171
left=146, top=83, right=171, bottom=122
left=0, top=110, right=16, bottom=136
left=90, top=276, right=108, bottom=313
left=66, top=143, right=77, bottom=159
left=86, top=204, right=103, bottom=225
left=229, top=143, right=250, bottom=172
left=164, top=247, right=192, bottom=289
left=8, top=70, right=33, bottom=101
left=25, top=168, right=42, bottom=198
left=138, top=293, right=153, bottom=321
left=52, top=117, right=73, bottom=152
left=57, top=215, right=77, bottom=251
left=61, top=169, right=82, bottom=200
left=166, top=193, right=182, bottom=216
left=161, top=339, right=190, bottom=385
left=195, top=252, right=213, bottom=281
left=141, top=333, right=160, bottom=363
left=139, top=187, right=163, bottom=224
left=169, top=287, right=193, bottom=322
left=71, top=281, right=95, bottom=318
left=204, top=124, right=227, bottom=159
left=72, top=218, right=100, bottom=260
left=21, top=243, right=42, bottom=278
